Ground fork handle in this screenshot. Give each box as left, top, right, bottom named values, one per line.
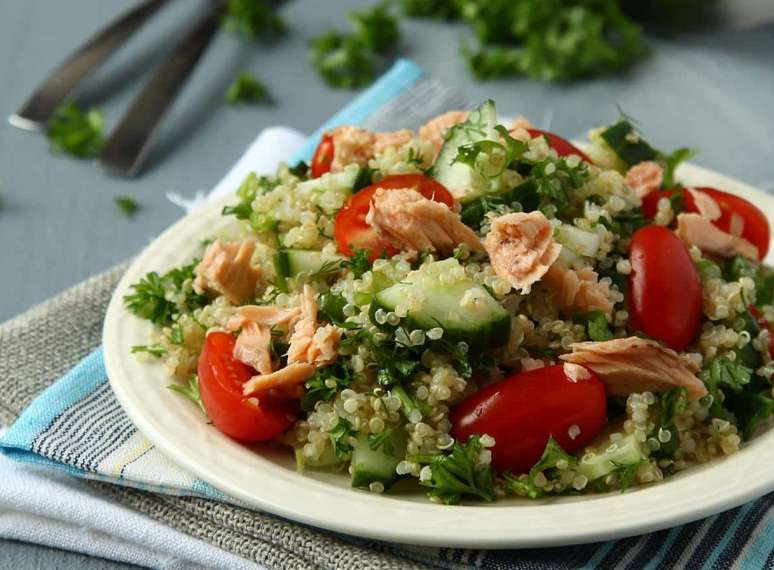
left=9, top=0, right=168, bottom=131
left=98, top=3, right=224, bottom=177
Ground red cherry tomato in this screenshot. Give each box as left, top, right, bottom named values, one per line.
left=334, top=174, right=455, bottom=259
left=641, top=187, right=697, bottom=220
left=641, top=187, right=770, bottom=260
left=700, top=187, right=770, bottom=260
left=451, top=364, right=607, bottom=474
left=628, top=226, right=702, bottom=351
left=197, top=332, right=296, bottom=442
left=311, top=134, right=334, bottom=178
left=527, top=128, right=591, bottom=163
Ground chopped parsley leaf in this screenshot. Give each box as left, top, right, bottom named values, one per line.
left=115, top=195, right=139, bottom=217
left=123, top=260, right=208, bottom=326
left=131, top=344, right=167, bottom=358
left=414, top=435, right=495, bottom=504
left=348, top=2, right=399, bottom=54
left=329, top=417, right=356, bottom=461
left=221, top=172, right=281, bottom=232
left=367, top=428, right=395, bottom=455
left=223, top=0, right=285, bottom=40
left=226, top=72, right=269, bottom=104
left=309, top=31, right=375, bottom=89
left=302, top=362, right=352, bottom=412
left=167, top=375, right=206, bottom=415
left=578, top=311, right=614, bottom=341
left=341, top=248, right=372, bottom=278
left=504, top=437, right=577, bottom=499
left=48, top=103, right=104, bottom=158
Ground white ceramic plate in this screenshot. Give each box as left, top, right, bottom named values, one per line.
left=104, top=163, right=774, bottom=548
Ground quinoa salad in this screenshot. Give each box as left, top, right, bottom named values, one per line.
left=124, top=100, right=774, bottom=504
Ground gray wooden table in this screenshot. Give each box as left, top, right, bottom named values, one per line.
left=1, top=0, right=774, bottom=567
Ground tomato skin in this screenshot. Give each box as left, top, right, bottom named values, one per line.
left=450, top=364, right=607, bottom=474
left=641, top=187, right=697, bottom=220
left=699, top=187, right=770, bottom=260
left=641, top=187, right=770, bottom=260
left=334, top=174, right=455, bottom=259
left=628, top=226, right=703, bottom=351
left=527, top=128, right=591, bottom=163
left=311, top=134, right=334, bottom=178
left=197, top=332, right=295, bottom=442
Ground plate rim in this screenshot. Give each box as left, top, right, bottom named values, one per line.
left=103, top=162, right=774, bottom=549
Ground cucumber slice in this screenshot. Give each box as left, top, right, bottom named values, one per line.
left=273, top=249, right=343, bottom=292
left=370, top=259, right=510, bottom=351
left=294, top=445, right=339, bottom=471
left=430, top=100, right=499, bottom=204
left=350, top=431, right=406, bottom=489
left=575, top=433, right=645, bottom=481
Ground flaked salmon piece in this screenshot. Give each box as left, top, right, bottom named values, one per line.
left=560, top=337, right=707, bottom=400
left=624, top=161, right=663, bottom=199
left=675, top=213, right=758, bottom=261
left=366, top=188, right=483, bottom=255
left=483, top=212, right=561, bottom=294
left=194, top=239, right=261, bottom=305
left=328, top=126, right=413, bottom=172
left=686, top=188, right=721, bottom=221
left=233, top=322, right=273, bottom=375
left=510, top=116, right=534, bottom=131
left=542, top=263, right=614, bottom=317
left=225, top=305, right=301, bottom=331
left=242, top=363, right=316, bottom=396
left=286, top=285, right=343, bottom=366
left=418, top=111, right=469, bottom=154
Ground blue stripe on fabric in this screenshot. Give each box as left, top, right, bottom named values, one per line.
left=581, top=540, right=617, bottom=569
left=0, top=348, right=107, bottom=451
left=291, top=59, right=425, bottom=164
left=699, top=503, right=753, bottom=570
left=643, top=526, right=682, bottom=570
left=736, top=515, right=774, bottom=568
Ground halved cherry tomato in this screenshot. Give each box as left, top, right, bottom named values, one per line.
left=334, top=174, right=455, bottom=259
left=628, top=225, right=702, bottom=351
left=701, top=187, right=770, bottom=260
left=527, top=128, right=591, bottom=163
left=197, top=331, right=296, bottom=441
left=641, top=187, right=770, bottom=260
left=311, top=134, right=334, bottom=178
left=451, top=364, right=606, bottom=474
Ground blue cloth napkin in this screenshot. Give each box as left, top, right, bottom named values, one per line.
left=2, top=59, right=774, bottom=570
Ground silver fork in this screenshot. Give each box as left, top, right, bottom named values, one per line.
left=8, top=0, right=169, bottom=131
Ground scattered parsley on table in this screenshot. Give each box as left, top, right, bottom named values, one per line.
left=115, top=195, right=139, bottom=217
left=47, top=103, right=105, bottom=158
left=226, top=72, right=270, bottom=103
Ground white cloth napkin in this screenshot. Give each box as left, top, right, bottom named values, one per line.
left=0, top=126, right=307, bottom=568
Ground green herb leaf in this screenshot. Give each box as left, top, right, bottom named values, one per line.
left=341, top=248, right=373, bottom=278
left=221, top=172, right=281, bottom=232
left=288, top=161, right=309, bottom=178
left=167, top=375, right=206, bottom=415
left=226, top=72, right=269, bottom=104
left=353, top=167, right=376, bottom=191
left=48, top=103, right=104, bottom=158
left=317, top=292, right=348, bottom=326
left=223, top=0, right=285, bottom=39
left=459, top=0, right=643, bottom=82
left=652, top=387, right=688, bottom=459
left=580, top=311, right=614, bottom=341
left=367, top=428, right=395, bottom=455
left=168, top=323, right=185, bottom=345
left=348, top=2, right=399, bottom=54
left=505, top=437, right=577, bottom=499
left=302, top=362, right=353, bottom=412
left=131, top=344, right=167, bottom=358
left=415, top=435, right=495, bottom=504
left=309, top=31, right=375, bottom=89
left=124, top=260, right=208, bottom=326
left=115, top=195, right=139, bottom=217
left=329, top=417, right=356, bottom=461
left=401, top=0, right=459, bottom=19
left=662, top=147, right=696, bottom=188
